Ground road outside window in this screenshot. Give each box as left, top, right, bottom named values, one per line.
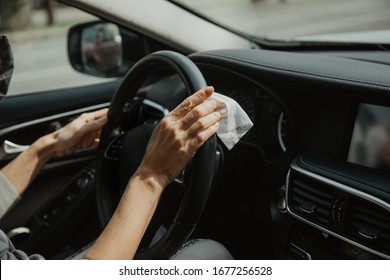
left=1, top=3, right=109, bottom=96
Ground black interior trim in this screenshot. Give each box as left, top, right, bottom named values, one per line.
left=296, top=153, right=390, bottom=205
left=0, top=80, right=119, bottom=128
left=190, top=49, right=390, bottom=97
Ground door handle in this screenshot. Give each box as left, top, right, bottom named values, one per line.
left=0, top=140, right=29, bottom=160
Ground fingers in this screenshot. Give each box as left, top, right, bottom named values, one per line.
left=54, top=109, right=108, bottom=157
left=169, top=86, right=224, bottom=146
left=77, top=108, right=108, bottom=133
left=185, top=99, right=224, bottom=151
left=185, top=110, right=223, bottom=139
left=131, top=86, right=225, bottom=188
left=188, top=122, right=220, bottom=153
left=169, top=86, right=214, bottom=119
left=85, top=108, right=109, bottom=120
left=172, top=86, right=225, bottom=153
left=85, top=114, right=108, bottom=131
left=179, top=98, right=224, bottom=130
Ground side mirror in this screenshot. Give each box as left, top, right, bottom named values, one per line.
left=68, top=21, right=144, bottom=78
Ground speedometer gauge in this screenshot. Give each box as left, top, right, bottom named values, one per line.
left=229, top=90, right=256, bottom=122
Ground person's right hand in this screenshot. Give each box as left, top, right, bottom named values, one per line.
left=135, top=86, right=224, bottom=190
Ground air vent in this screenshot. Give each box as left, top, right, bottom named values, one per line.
left=345, top=197, right=390, bottom=255
left=288, top=157, right=390, bottom=259
left=288, top=173, right=333, bottom=228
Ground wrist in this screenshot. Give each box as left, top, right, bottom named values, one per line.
left=1, top=132, right=59, bottom=195
left=31, top=132, right=58, bottom=162
left=131, top=169, right=167, bottom=195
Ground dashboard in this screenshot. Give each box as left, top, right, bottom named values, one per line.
left=208, top=73, right=292, bottom=161
left=141, top=48, right=390, bottom=259
left=185, top=49, right=390, bottom=260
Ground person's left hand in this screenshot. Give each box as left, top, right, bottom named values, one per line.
left=54, top=108, right=108, bottom=157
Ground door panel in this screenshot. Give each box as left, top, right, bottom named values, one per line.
left=0, top=80, right=119, bottom=258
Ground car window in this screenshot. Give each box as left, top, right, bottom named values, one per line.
left=3, top=4, right=110, bottom=96
left=175, top=0, right=390, bottom=44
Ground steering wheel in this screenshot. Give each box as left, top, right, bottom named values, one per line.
left=95, top=51, right=217, bottom=259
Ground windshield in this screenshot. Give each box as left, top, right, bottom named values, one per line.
left=174, top=0, right=390, bottom=44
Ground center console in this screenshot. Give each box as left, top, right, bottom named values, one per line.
left=286, top=152, right=390, bottom=259
left=284, top=103, right=390, bottom=259
left=285, top=102, right=390, bottom=260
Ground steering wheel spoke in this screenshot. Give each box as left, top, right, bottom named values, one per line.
left=104, top=133, right=127, bottom=160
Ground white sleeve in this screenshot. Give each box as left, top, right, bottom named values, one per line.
left=0, top=171, right=20, bottom=218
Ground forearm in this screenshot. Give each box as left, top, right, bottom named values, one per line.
left=83, top=89, right=221, bottom=259
left=84, top=173, right=164, bottom=260
left=0, top=133, right=57, bottom=195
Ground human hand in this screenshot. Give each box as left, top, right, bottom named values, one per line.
left=135, top=86, right=224, bottom=190
left=54, top=108, right=108, bottom=157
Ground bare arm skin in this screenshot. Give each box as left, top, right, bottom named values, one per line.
left=1, top=108, right=108, bottom=195
left=1, top=87, right=222, bottom=260
left=84, top=86, right=224, bottom=259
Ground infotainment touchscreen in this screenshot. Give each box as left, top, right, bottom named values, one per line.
left=348, top=103, right=390, bottom=173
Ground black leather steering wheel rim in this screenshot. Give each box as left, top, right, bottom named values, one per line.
left=95, top=51, right=217, bottom=259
